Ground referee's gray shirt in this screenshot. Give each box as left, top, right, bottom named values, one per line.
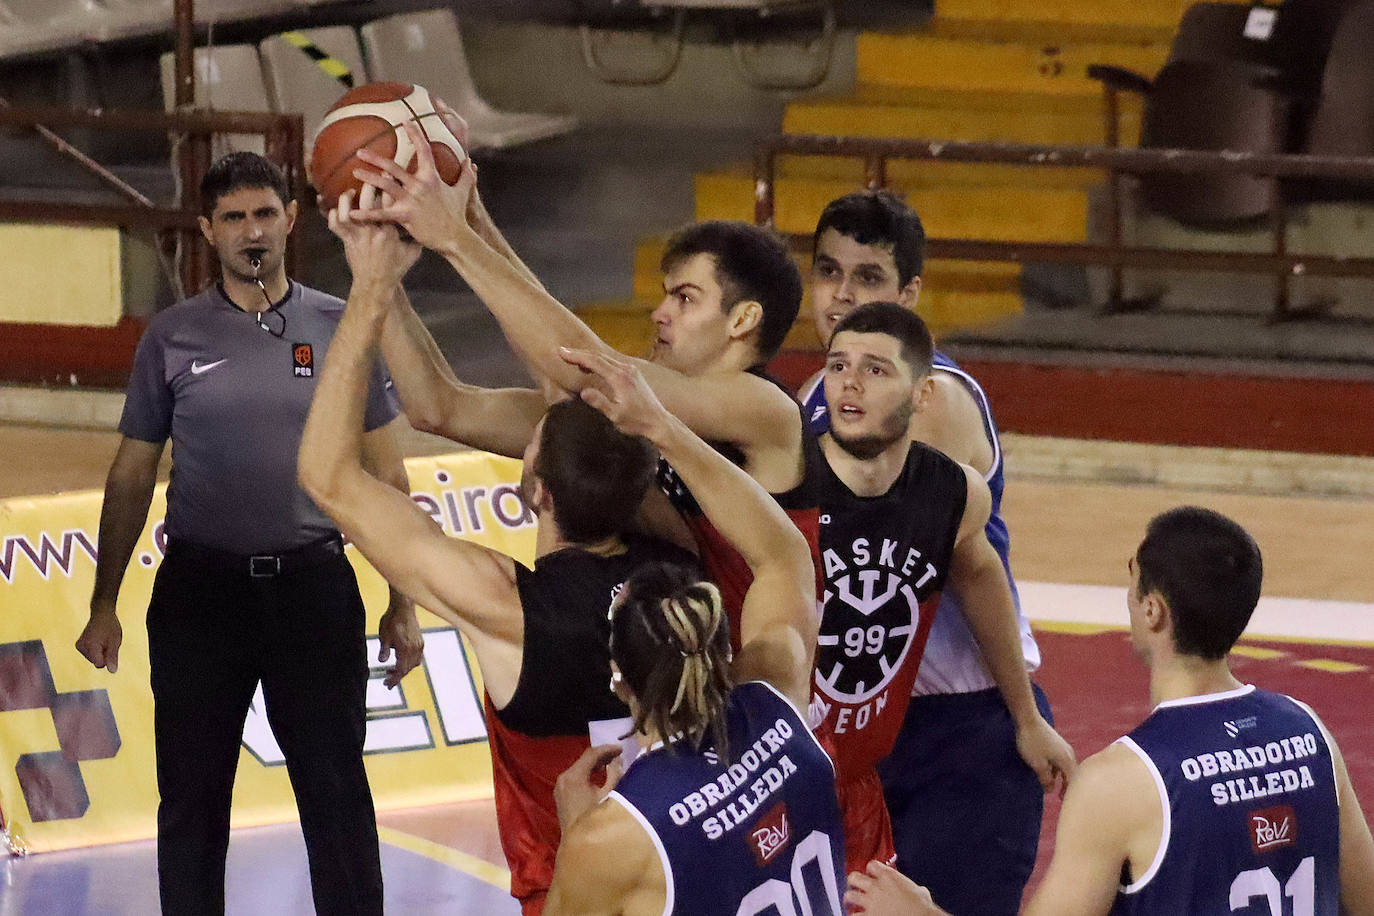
left=120, top=282, right=399, bottom=555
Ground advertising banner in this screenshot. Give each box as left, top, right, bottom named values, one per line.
left=0, top=451, right=535, bottom=854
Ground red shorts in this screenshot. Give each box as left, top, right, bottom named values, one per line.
left=521, top=893, right=545, bottom=916
left=836, top=767, right=896, bottom=875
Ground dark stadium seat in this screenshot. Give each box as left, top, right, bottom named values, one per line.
left=1288, top=0, right=1374, bottom=202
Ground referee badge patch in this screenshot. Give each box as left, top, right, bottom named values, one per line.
left=292, top=342, right=314, bottom=377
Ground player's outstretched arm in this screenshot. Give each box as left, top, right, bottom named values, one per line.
left=299, top=193, right=524, bottom=702
left=1025, top=744, right=1152, bottom=916
left=353, top=125, right=803, bottom=490
left=561, top=347, right=817, bottom=710
left=358, top=420, right=424, bottom=687
left=949, top=463, right=1076, bottom=795
left=378, top=284, right=544, bottom=458
left=353, top=127, right=608, bottom=389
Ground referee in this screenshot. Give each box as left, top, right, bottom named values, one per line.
left=76, top=152, right=420, bottom=915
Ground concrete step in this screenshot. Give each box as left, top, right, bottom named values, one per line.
left=930, top=0, right=1246, bottom=33
left=694, top=167, right=1091, bottom=241
left=856, top=31, right=1168, bottom=96
left=783, top=85, right=1142, bottom=148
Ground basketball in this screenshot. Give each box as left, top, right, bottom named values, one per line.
left=308, top=81, right=468, bottom=210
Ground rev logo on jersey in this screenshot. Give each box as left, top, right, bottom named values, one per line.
left=1249, top=804, right=1297, bottom=853
left=748, top=801, right=792, bottom=867
left=292, top=342, right=314, bottom=377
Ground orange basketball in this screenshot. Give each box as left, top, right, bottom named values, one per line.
left=308, top=81, right=468, bottom=210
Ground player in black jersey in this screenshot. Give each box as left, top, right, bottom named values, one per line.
left=847, top=508, right=1374, bottom=916
left=810, top=302, right=1073, bottom=874
left=353, top=126, right=807, bottom=504
left=542, top=348, right=841, bottom=916
left=300, top=200, right=698, bottom=915
left=350, top=130, right=821, bottom=641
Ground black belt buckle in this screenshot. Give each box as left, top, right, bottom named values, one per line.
left=249, top=555, right=282, bottom=578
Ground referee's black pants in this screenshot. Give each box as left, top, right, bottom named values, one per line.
left=147, top=538, right=384, bottom=916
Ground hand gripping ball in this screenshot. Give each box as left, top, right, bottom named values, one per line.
left=308, top=81, right=467, bottom=210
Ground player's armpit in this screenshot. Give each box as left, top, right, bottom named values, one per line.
left=544, top=800, right=659, bottom=916
left=633, top=363, right=805, bottom=493
left=631, top=486, right=698, bottom=556
left=1025, top=745, right=1155, bottom=916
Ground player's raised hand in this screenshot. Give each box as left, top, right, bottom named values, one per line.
left=352, top=120, right=474, bottom=252
left=329, top=188, right=421, bottom=296
left=845, top=862, right=950, bottom=916
left=554, top=744, right=625, bottom=833
left=558, top=347, right=670, bottom=441
left=1016, top=715, right=1077, bottom=797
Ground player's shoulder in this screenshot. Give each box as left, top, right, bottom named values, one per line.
left=578, top=794, right=657, bottom=866
left=553, top=796, right=659, bottom=910
left=1064, top=741, right=1160, bottom=828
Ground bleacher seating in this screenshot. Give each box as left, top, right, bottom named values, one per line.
left=259, top=27, right=369, bottom=143
left=1293, top=0, right=1374, bottom=200
left=580, top=0, right=835, bottom=89
left=158, top=45, right=273, bottom=157
left=361, top=9, right=577, bottom=153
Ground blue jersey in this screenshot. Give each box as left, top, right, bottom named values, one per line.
left=799, top=350, right=1039, bottom=694
left=608, top=681, right=846, bottom=916
left=1112, top=686, right=1341, bottom=915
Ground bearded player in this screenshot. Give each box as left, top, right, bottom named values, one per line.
left=810, top=302, right=1074, bottom=873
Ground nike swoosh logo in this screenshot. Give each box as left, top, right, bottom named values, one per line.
left=191, top=359, right=227, bottom=375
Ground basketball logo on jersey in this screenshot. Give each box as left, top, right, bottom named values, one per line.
left=1249, top=805, right=1297, bottom=853
left=292, top=342, right=314, bottom=378
left=813, top=537, right=940, bottom=712
left=748, top=802, right=792, bottom=867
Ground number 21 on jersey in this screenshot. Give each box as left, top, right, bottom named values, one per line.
left=1230, top=857, right=1315, bottom=915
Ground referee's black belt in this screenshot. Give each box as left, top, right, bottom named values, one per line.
left=165, top=534, right=345, bottom=578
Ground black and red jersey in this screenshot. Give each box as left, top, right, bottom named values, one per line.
left=812, top=441, right=967, bottom=779
left=487, top=535, right=697, bottom=914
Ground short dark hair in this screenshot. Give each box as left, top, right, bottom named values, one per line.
left=200, top=152, right=291, bottom=216
left=661, top=221, right=802, bottom=365
left=1135, top=506, right=1263, bottom=660
left=611, top=561, right=734, bottom=758
left=829, top=301, right=934, bottom=377
left=534, top=398, right=657, bottom=543
left=813, top=191, right=926, bottom=286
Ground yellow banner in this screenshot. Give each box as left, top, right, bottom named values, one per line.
left=0, top=451, right=535, bottom=853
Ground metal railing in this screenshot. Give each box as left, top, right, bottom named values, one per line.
left=752, top=134, right=1374, bottom=321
